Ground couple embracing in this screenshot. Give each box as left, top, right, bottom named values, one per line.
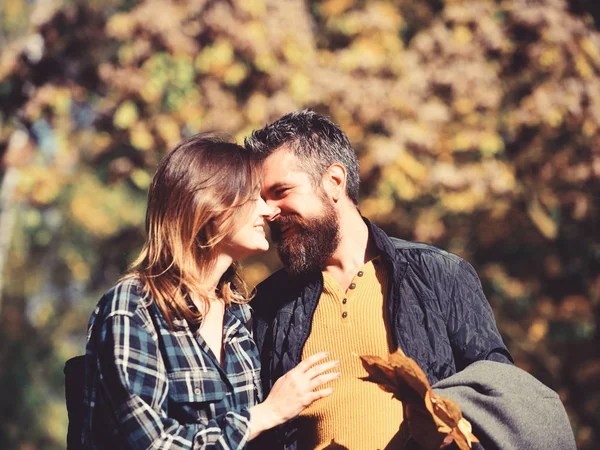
left=82, top=110, right=575, bottom=450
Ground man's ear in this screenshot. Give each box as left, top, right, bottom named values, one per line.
left=323, top=163, right=346, bottom=202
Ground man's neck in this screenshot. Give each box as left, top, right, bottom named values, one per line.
left=323, top=208, right=376, bottom=291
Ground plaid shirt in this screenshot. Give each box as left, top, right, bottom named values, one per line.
left=82, top=278, right=263, bottom=449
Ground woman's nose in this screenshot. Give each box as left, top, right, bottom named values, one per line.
left=259, top=197, right=279, bottom=220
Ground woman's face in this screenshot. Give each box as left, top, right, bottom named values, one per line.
left=220, top=196, right=274, bottom=262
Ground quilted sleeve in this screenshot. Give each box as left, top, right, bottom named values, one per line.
left=445, top=259, right=513, bottom=370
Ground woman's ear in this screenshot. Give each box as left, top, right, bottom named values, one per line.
left=323, top=163, right=346, bottom=202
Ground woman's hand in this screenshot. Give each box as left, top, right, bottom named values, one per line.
left=249, top=351, right=340, bottom=439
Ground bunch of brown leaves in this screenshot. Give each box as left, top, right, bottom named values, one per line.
left=360, top=349, right=479, bottom=450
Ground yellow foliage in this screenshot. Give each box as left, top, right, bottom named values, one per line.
left=382, top=166, right=419, bottom=201
left=91, top=132, right=113, bottom=158
left=395, top=150, right=428, bottom=183
left=543, top=109, right=563, bottom=128
left=320, top=0, right=354, bottom=17
left=539, top=47, right=560, bottom=68
left=18, top=166, right=64, bottom=205
left=69, top=173, right=145, bottom=238
left=486, top=161, right=517, bottom=194
left=479, top=132, right=504, bottom=156
left=289, top=72, right=311, bottom=102
left=224, top=62, right=249, bottom=86
left=440, top=188, right=485, bottom=213
left=23, top=209, right=42, bottom=228
left=130, top=122, right=154, bottom=151
left=283, top=37, right=312, bottom=66
left=327, top=10, right=364, bottom=36
left=130, top=168, right=152, bottom=190
left=582, top=119, right=597, bottom=137
left=527, top=196, right=558, bottom=239
left=341, top=35, right=388, bottom=71
left=528, top=318, right=548, bottom=343
left=359, top=195, right=396, bottom=220
left=53, top=89, right=72, bottom=116
left=70, top=194, right=118, bottom=237
left=452, top=130, right=475, bottom=152
left=236, top=0, right=266, bottom=18
left=3, top=0, right=27, bottom=24
left=381, top=31, right=403, bottom=53
left=453, top=25, right=472, bottom=45
left=140, top=81, right=162, bottom=104
left=42, top=400, right=69, bottom=444
left=581, top=38, right=600, bottom=64
left=245, top=92, right=268, bottom=123
left=454, top=98, right=476, bottom=115
left=62, top=248, right=91, bottom=281
left=195, top=39, right=234, bottom=75
left=414, top=209, right=446, bottom=242
left=154, top=115, right=181, bottom=147
left=575, top=53, right=593, bottom=79
left=369, top=1, right=404, bottom=30
left=106, top=13, right=133, bottom=39
left=118, top=44, right=136, bottom=65
left=254, top=52, right=278, bottom=72
left=243, top=21, right=268, bottom=46
left=113, top=100, right=139, bottom=129
left=176, top=94, right=204, bottom=130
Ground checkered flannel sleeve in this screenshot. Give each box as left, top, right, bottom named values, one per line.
left=95, top=310, right=252, bottom=450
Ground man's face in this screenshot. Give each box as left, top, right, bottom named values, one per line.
left=260, top=147, right=340, bottom=276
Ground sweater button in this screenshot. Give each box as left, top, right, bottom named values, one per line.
left=349, top=283, right=356, bottom=289
left=342, top=298, right=347, bottom=304
left=342, top=312, right=348, bottom=318
left=357, top=271, right=364, bottom=277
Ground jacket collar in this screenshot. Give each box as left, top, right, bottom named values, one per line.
left=363, top=217, right=408, bottom=350
left=363, top=217, right=401, bottom=264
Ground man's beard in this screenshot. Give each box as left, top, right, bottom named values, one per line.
left=270, top=201, right=340, bottom=277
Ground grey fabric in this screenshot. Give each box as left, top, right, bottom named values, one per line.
left=432, top=361, right=576, bottom=450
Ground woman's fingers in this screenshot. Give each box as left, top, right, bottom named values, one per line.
left=295, top=351, right=330, bottom=372
left=305, top=359, right=340, bottom=379
left=309, top=387, right=335, bottom=402
left=309, top=371, right=341, bottom=391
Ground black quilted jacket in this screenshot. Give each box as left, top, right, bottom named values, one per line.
left=251, top=219, right=512, bottom=449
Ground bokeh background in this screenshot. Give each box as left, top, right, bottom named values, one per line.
left=1, top=0, right=599, bottom=448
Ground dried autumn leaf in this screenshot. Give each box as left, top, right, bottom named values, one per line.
left=360, top=349, right=479, bottom=450
left=359, top=354, right=400, bottom=394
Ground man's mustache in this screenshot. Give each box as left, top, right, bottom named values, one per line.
left=269, top=214, right=305, bottom=240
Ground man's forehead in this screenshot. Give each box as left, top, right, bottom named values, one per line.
left=262, top=145, right=298, bottom=166
left=261, top=147, right=310, bottom=188
left=262, top=147, right=300, bottom=175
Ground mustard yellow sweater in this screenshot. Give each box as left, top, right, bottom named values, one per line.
left=297, top=258, right=404, bottom=450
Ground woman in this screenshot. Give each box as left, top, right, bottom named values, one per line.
left=82, top=133, right=338, bottom=449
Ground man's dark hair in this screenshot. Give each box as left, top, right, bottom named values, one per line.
left=244, top=109, right=360, bottom=205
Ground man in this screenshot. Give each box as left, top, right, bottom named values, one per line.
left=244, top=110, right=575, bottom=450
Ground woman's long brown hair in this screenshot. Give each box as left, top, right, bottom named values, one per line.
left=125, top=132, right=260, bottom=327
